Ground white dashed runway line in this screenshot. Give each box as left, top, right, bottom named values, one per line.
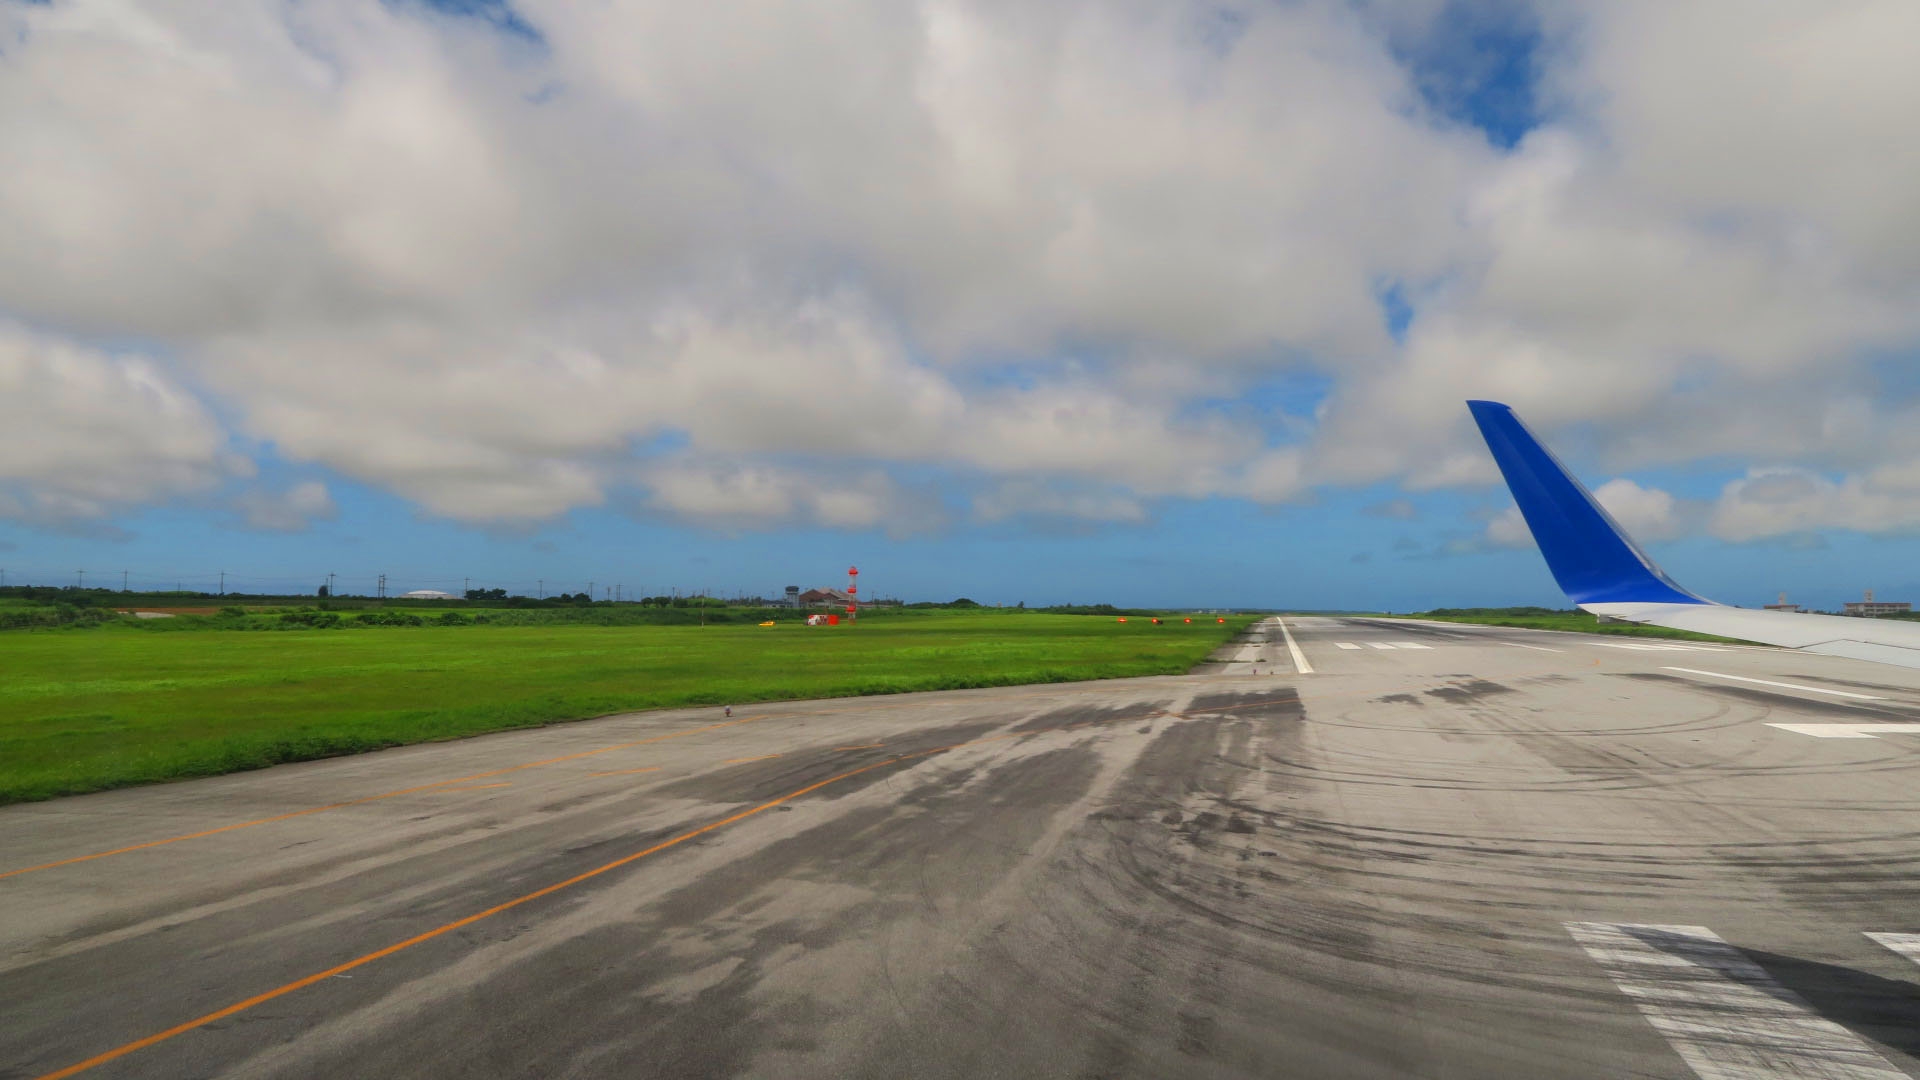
left=1867, top=933, right=1920, bottom=968
left=1767, top=723, right=1920, bottom=740
left=1595, top=641, right=1731, bottom=653
left=1566, top=922, right=1910, bottom=1080
left=1335, top=642, right=1362, bottom=650
left=1662, top=668, right=1885, bottom=700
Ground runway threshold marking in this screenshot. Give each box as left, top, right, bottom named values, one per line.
left=1566, top=921, right=1909, bottom=1080
left=1366, top=642, right=1396, bottom=650
left=1502, top=642, right=1561, bottom=652
left=1388, top=642, right=1432, bottom=650
left=1276, top=618, right=1313, bottom=674
left=1867, top=932, right=1920, bottom=968
left=27, top=706, right=1176, bottom=1080
left=0, top=713, right=770, bottom=882
left=1661, top=667, right=1885, bottom=700
left=1335, top=642, right=1362, bottom=650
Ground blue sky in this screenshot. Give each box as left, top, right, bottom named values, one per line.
left=4, top=1, right=1919, bottom=610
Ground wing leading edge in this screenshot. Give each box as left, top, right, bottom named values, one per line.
left=1466, top=399, right=1920, bottom=670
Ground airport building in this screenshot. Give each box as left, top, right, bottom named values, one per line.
left=1843, top=589, right=1911, bottom=617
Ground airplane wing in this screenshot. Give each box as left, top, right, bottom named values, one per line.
left=1467, top=399, right=1920, bottom=670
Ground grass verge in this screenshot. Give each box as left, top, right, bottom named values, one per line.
left=0, top=612, right=1255, bottom=804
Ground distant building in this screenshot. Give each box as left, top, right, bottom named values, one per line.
left=1843, top=589, right=1910, bottom=617
left=796, top=587, right=853, bottom=607
left=1763, top=592, right=1803, bottom=613
left=400, top=589, right=455, bottom=600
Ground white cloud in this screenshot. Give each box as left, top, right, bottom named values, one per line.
left=1590, top=477, right=1684, bottom=542
left=0, top=321, right=235, bottom=526
left=639, top=459, right=943, bottom=537
left=1483, top=476, right=1688, bottom=549
left=0, top=0, right=1917, bottom=537
left=230, top=481, right=338, bottom=532
left=1484, top=506, right=1531, bottom=549
left=973, top=480, right=1147, bottom=525
left=1710, top=467, right=1920, bottom=542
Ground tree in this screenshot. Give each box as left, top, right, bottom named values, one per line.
left=317, top=584, right=329, bottom=598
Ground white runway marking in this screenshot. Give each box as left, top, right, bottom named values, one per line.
left=1367, top=642, right=1396, bottom=650
left=1663, top=668, right=1884, bottom=700
left=1596, top=641, right=1724, bottom=652
left=1335, top=642, right=1362, bottom=650
left=1502, top=641, right=1561, bottom=652
left=1566, top=922, right=1909, bottom=1080
left=1766, top=723, right=1920, bottom=740
left=1866, top=932, right=1920, bottom=968
left=1389, top=642, right=1432, bottom=650
left=1276, top=618, right=1313, bottom=675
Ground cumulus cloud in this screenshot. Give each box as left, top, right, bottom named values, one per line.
left=0, top=0, right=1917, bottom=538
left=638, top=458, right=943, bottom=537
left=973, top=480, right=1147, bottom=525
left=230, top=481, right=338, bottom=532
left=0, top=321, right=236, bottom=527
left=1710, top=467, right=1920, bottom=542
left=1482, top=476, right=1690, bottom=549
left=1363, top=498, right=1420, bottom=520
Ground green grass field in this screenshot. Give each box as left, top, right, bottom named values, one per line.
left=1385, top=609, right=1754, bottom=643
left=0, top=613, right=1254, bottom=805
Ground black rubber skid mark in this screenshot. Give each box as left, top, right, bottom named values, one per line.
left=1010, top=700, right=1171, bottom=734
left=1185, top=688, right=1304, bottom=721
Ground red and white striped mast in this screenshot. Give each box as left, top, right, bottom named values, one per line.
left=846, top=566, right=858, bottom=623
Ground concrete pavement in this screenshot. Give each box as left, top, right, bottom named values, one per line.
left=5, top=616, right=1920, bottom=1078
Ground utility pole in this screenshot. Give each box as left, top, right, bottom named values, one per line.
left=327, top=571, right=336, bottom=596
left=463, top=576, right=470, bottom=596
left=377, top=573, right=386, bottom=599
left=538, top=579, right=544, bottom=599
left=218, top=570, right=224, bottom=596
left=122, top=569, right=129, bottom=592
left=615, top=584, right=621, bottom=603
left=588, top=581, right=594, bottom=602
left=77, top=569, right=85, bottom=589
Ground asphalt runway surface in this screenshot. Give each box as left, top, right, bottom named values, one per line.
left=6, top=616, right=1920, bottom=1079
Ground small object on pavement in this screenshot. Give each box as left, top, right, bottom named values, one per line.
left=725, top=705, right=732, bottom=717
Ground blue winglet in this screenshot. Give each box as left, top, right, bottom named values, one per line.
left=1467, top=401, right=1706, bottom=606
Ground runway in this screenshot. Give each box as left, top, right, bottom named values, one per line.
left=6, top=616, right=1920, bottom=1079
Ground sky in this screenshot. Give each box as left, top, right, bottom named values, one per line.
left=4, top=0, right=1920, bottom=610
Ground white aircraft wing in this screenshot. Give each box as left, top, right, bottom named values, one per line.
left=1468, top=399, right=1920, bottom=670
